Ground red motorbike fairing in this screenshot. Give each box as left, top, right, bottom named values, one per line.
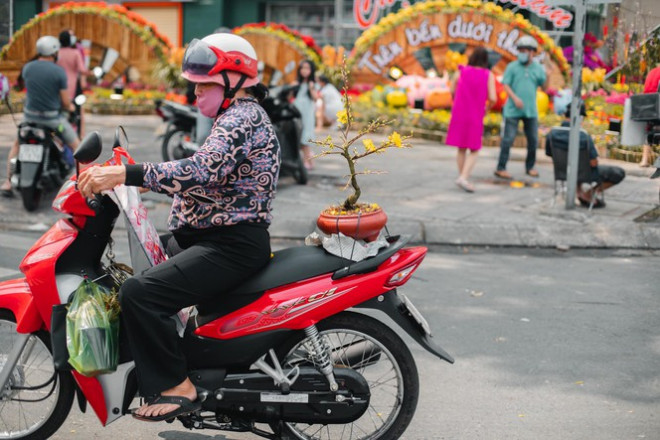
left=18, top=219, right=78, bottom=329
left=195, top=246, right=427, bottom=339
left=0, top=278, right=42, bottom=333
left=73, top=372, right=108, bottom=425
left=52, top=177, right=96, bottom=218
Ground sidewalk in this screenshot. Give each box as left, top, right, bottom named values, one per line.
left=264, top=131, right=660, bottom=249
left=1, top=114, right=659, bottom=249
left=138, top=129, right=660, bottom=249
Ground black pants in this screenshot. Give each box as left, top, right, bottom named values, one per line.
left=119, top=224, right=271, bottom=398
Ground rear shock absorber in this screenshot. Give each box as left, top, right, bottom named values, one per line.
left=304, top=325, right=339, bottom=392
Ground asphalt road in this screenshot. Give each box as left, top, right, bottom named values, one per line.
left=0, top=114, right=658, bottom=438
left=1, top=230, right=658, bottom=439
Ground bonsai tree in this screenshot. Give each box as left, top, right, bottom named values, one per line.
left=312, top=61, right=412, bottom=214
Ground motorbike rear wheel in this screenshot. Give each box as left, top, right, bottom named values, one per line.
left=20, top=187, right=42, bottom=212
left=162, top=128, right=193, bottom=162
left=274, top=312, right=419, bottom=440
left=0, top=310, right=75, bottom=440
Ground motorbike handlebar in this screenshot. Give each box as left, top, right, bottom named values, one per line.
left=86, top=194, right=103, bottom=211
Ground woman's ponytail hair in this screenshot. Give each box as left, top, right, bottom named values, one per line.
left=246, top=83, right=269, bottom=103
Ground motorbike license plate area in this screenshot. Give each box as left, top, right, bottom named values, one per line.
left=18, top=144, right=44, bottom=163
left=399, top=293, right=432, bottom=336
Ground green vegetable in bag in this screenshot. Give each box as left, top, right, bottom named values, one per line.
left=66, top=279, right=120, bottom=377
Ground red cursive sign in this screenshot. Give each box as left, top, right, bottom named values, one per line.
left=354, top=0, right=410, bottom=29
left=497, top=0, right=573, bottom=29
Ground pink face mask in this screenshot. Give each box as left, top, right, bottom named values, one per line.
left=197, top=84, right=225, bottom=118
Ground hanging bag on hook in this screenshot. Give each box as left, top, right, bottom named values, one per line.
left=66, top=279, right=120, bottom=377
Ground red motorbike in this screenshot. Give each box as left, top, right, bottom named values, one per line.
left=0, top=127, right=453, bottom=440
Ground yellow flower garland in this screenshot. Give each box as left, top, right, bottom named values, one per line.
left=347, top=0, right=570, bottom=81
left=1, top=2, right=171, bottom=61
left=234, top=25, right=322, bottom=67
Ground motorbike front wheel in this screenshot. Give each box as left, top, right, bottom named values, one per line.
left=162, top=129, right=194, bottom=162
left=275, top=311, right=420, bottom=440
left=0, top=310, right=75, bottom=440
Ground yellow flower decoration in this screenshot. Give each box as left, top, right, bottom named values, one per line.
left=346, top=0, right=570, bottom=82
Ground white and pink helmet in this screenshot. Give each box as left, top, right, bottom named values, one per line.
left=181, top=33, right=259, bottom=110
left=181, top=33, right=259, bottom=88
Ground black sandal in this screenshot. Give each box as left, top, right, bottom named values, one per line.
left=1, top=188, right=13, bottom=198
left=132, top=395, right=201, bottom=422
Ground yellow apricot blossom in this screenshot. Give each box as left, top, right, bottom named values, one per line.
left=389, top=131, right=403, bottom=148
left=363, top=139, right=377, bottom=152
left=337, top=109, right=348, bottom=125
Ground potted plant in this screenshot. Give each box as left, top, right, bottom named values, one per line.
left=312, top=62, right=412, bottom=242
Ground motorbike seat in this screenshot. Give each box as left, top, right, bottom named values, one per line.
left=194, top=245, right=350, bottom=326
left=193, top=236, right=410, bottom=328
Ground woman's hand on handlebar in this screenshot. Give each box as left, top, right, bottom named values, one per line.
left=78, top=165, right=126, bottom=199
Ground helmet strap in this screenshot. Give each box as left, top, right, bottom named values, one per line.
left=217, top=71, right=248, bottom=116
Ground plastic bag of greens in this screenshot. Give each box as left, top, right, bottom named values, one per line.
left=66, top=279, right=120, bottom=377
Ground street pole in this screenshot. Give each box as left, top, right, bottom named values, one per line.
left=9, top=0, right=13, bottom=37
left=547, top=0, right=620, bottom=209
left=565, top=0, right=587, bottom=209
left=335, top=0, right=343, bottom=49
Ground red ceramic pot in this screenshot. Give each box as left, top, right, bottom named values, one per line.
left=317, top=208, right=388, bottom=242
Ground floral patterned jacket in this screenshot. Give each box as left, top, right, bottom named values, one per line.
left=125, top=97, right=280, bottom=231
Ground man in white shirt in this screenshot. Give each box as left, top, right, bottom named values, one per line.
left=315, top=75, right=343, bottom=130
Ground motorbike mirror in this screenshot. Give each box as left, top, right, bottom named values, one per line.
left=74, top=132, right=103, bottom=164
left=74, top=94, right=87, bottom=106
left=113, top=126, right=129, bottom=150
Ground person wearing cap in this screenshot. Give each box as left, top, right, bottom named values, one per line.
left=1, top=35, right=80, bottom=197
left=545, top=105, right=625, bottom=208
left=494, top=35, right=547, bottom=180
left=77, top=33, right=280, bottom=422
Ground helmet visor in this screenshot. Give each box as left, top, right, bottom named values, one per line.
left=182, top=38, right=257, bottom=78
left=182, top=39, right=218, bottom=76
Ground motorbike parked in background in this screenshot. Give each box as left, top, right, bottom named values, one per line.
left=9, top=94, right=85, bottom=211
left=0, top=127, right=453, bottom=440
left=262, top=84, right=308, bottom=185
left=155, top=99, right=198, bottom=162
left=155, top=89, right=309, bottom=185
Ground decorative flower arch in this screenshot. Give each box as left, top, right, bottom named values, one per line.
left=0, top=1, right=172, bottom=62
left=347, top=0, right=570, bottom=82
left=234, top=23, right=322, bottom=66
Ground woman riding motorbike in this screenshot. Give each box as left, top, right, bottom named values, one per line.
left=77, top=33, right=281, bottom=422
